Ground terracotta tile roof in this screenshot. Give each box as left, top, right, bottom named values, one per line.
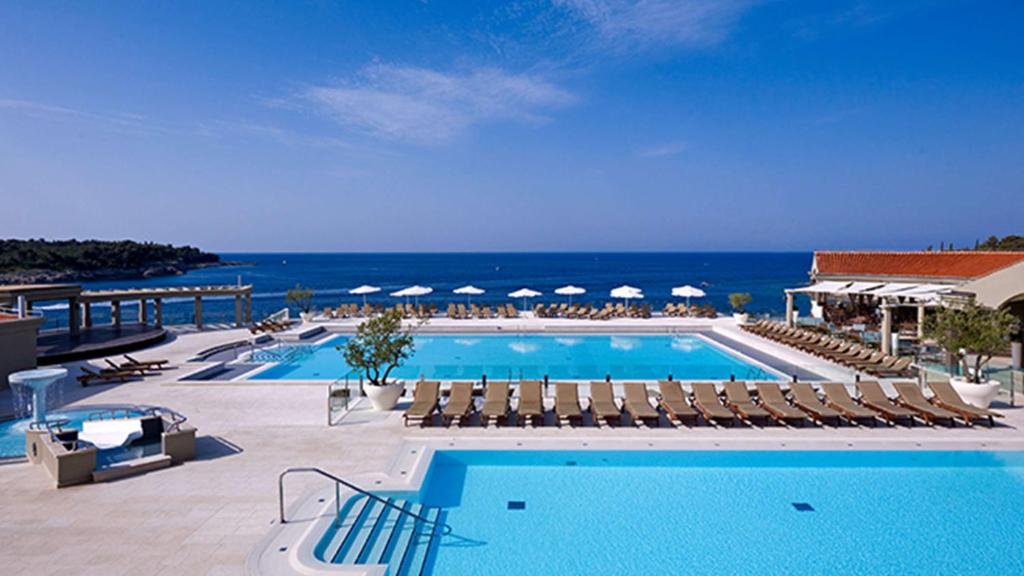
left=814, top=251, right=1024, bottom=279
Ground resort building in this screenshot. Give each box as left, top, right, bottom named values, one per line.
left=785, top=251, right=1024, bottom=358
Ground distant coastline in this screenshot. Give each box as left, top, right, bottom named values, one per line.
left=0, top=238, right=246, bottom=286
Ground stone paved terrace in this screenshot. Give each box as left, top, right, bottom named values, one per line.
left=1, top=318, right=1022, bottom=575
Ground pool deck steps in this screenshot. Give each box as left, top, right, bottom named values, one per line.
left=91, top=453, right=172, bottom=483
left=323, top=495, right=441, bottom=575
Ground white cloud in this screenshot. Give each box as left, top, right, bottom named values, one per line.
left=0, top=97, right=160, bottom=133
left=299, top=64, right=575, bottom=144
left=553, top=0, right=756, bottom=51
left=636, top=140, right=688, bottom=157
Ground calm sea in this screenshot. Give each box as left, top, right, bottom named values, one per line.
left=42, top=253, right=811, bottom=328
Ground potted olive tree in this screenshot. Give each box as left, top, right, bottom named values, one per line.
left=925, top=302, right=1017, bottom=408
left=285, top=284, right=315, bottom=322
left=729, top=292, right=753, bottom=324
left=339, top=309, right=415, bottom=411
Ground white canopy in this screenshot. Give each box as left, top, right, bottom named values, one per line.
left=391, top=285, right=433, bottom=297
left=508, top=288, right=542, bottom=298
left=835, top=282, right=885, bottom=294
left=671, top=285, right=706, bottom=298
left=610, top=285, right=643, bottom=300
left=554, top=285, right=586, bottom=296
left=789, top=281, right=851, bottom=294
left=453, top=285, right=485, bottom=295
left=349, top=285, right=381, bottom=295
left=348, top=284, right=381, bottom=305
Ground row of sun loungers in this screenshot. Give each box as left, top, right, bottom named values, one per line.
left=249, top=318, right=291, bottom=334
left=76, top=355, right=171, bottom=386
left=662, top=303, right=717, bottom=318
left=534, top=302, right=653, bottom=320
left=402, top=379, right=1002, bottom=428
left=446, top=303, right=519, bottom=319
left=743, top=320, right=915, bottom=376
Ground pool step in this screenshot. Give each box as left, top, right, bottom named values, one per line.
left=324, top=496, right=442, bottom=576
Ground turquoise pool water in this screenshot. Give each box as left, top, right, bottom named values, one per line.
left=404, top=450, right=1024, bottom=575
left=0, top=407, right=146, bottom=458
left=251, top=333, right=777, bottom=381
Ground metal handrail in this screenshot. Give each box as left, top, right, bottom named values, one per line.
left=278, top=467, right=452, bottom=535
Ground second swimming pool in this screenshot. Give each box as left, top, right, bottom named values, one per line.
left=250, top=333, right=779, bottom=381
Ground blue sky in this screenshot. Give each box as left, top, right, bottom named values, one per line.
left=1, top=1, right=1021, bottom=252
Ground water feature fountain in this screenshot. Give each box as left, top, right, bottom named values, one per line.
left=8, top=367, right=67, bottom=424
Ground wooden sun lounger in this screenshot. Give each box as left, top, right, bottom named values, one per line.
left=850, top=381, right=917, bottom=426
left=517, top=380, right=545, bottom=426
left=589, top=381, right=622, bottom=427
left=927, top=381, right=1003, bottom=427
left=76, top=366, right=136, bottom=387
left=441, top=381, right=476, bottom=426
left=480, top=382, right=510, bottom=427
left=887, top=381, right=957, bottom=426
left=123, top=354, right=169, bottom=369
left=754, top=383, right=807, bottom=426
left=622, top=383, right=661, bottom=427
left=403, top=380, right=440, bottom=427
left=691, top=382, right=738, bottom=426
left=105, top=358, right=149, bottom=376
left=722, top=381, right=774, bottom=425
left=788, top=383, right=842, bottom=426
left=656, top=381, right=699, bottom=426
left=820, top=383, right=881, bottom=426
left=555, top=382, right=583, bottom=426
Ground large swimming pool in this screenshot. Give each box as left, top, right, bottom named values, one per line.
left=250, top=333, right=779, bottom=381
left=317, top=450, right=1024, bottom=575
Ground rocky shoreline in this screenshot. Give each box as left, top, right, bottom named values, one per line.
left=0, top=260, right=248, bottom=285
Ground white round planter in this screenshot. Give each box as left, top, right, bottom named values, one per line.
left=300, top=312, right=314, bottom=323
left=364, top=382, right=405, bottom=411
left=732, top=313, right=749, bottom=324
left=949, top=377, right=1001, bottom=409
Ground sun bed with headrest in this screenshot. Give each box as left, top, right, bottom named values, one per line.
left=926, top=381, right=1003, bottom=426
left=403, top=380, right=439, bottom=427
left=588, top=381, right=622, bottom=427
left=886, top=381, right=956, bottom=426
left=517, top=380, right=545, bottom=426
left=849, top=381, right=916, bottom=426
left=622, top=382, right=661, bottom=427
left=656, top=381, right=699, bottom=426
left=691, top=382, right=738, bottom=426
left=721, top=381, right=774, bottom=425
left=555, top=382, right=584, bottom=426
left=480, top=382, right=510, bottom=427
left=787, top=383, right=842, bottom=426
left=754, top=383, right=807, bottom=426
left=820, top=383, right=882, bottom=426
left=441, top=381, right=476, bottom=426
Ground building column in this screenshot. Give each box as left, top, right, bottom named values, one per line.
left=68, top=297, right=80, bottom=336
left=82, top=302, right=92, bottom=328
left=881, top=303, right=893, bottom=356
left=235, top=294, right=243, bottom=328
left=916, top=303, right=926, bottom=339
left=138, top=299, right=148, bottom=324
left=111, top=301, right=122, bottom=327
left=245, top=292, right=252, bottom=323
left=784, top=290, right=795, bottom=328
left=194, top=296, right=203, bottom=329
left=154, top=298, right=163, bottom=328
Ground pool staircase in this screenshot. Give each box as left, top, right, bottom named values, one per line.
left=321, top=494, right=443, bottom=575
left=279, top=467, right=448, bottom=576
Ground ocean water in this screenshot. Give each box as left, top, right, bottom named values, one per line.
left=39, top=252, right=811, bottom=328
left=409, top=450, right=1024, bottom=575
left=250, top=333, right=778, bottom=381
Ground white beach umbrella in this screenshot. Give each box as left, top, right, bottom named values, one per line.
left=390, top=285, right=433, bottom=306
left=348, top=284, right=381, bottom=306
left=671, top=285, right=706, bottom=307
left=508, top=288, right=542, bottom=312
left=554, top=285, right=586, bottom=305
left=453, top=285, right=485, bottom=305
left=610, top=285, right=644, bottom=308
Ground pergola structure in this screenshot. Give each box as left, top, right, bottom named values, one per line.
left=0, top=283, right=255, bottom=331
left=784, top=251, right=1024, bottom=356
